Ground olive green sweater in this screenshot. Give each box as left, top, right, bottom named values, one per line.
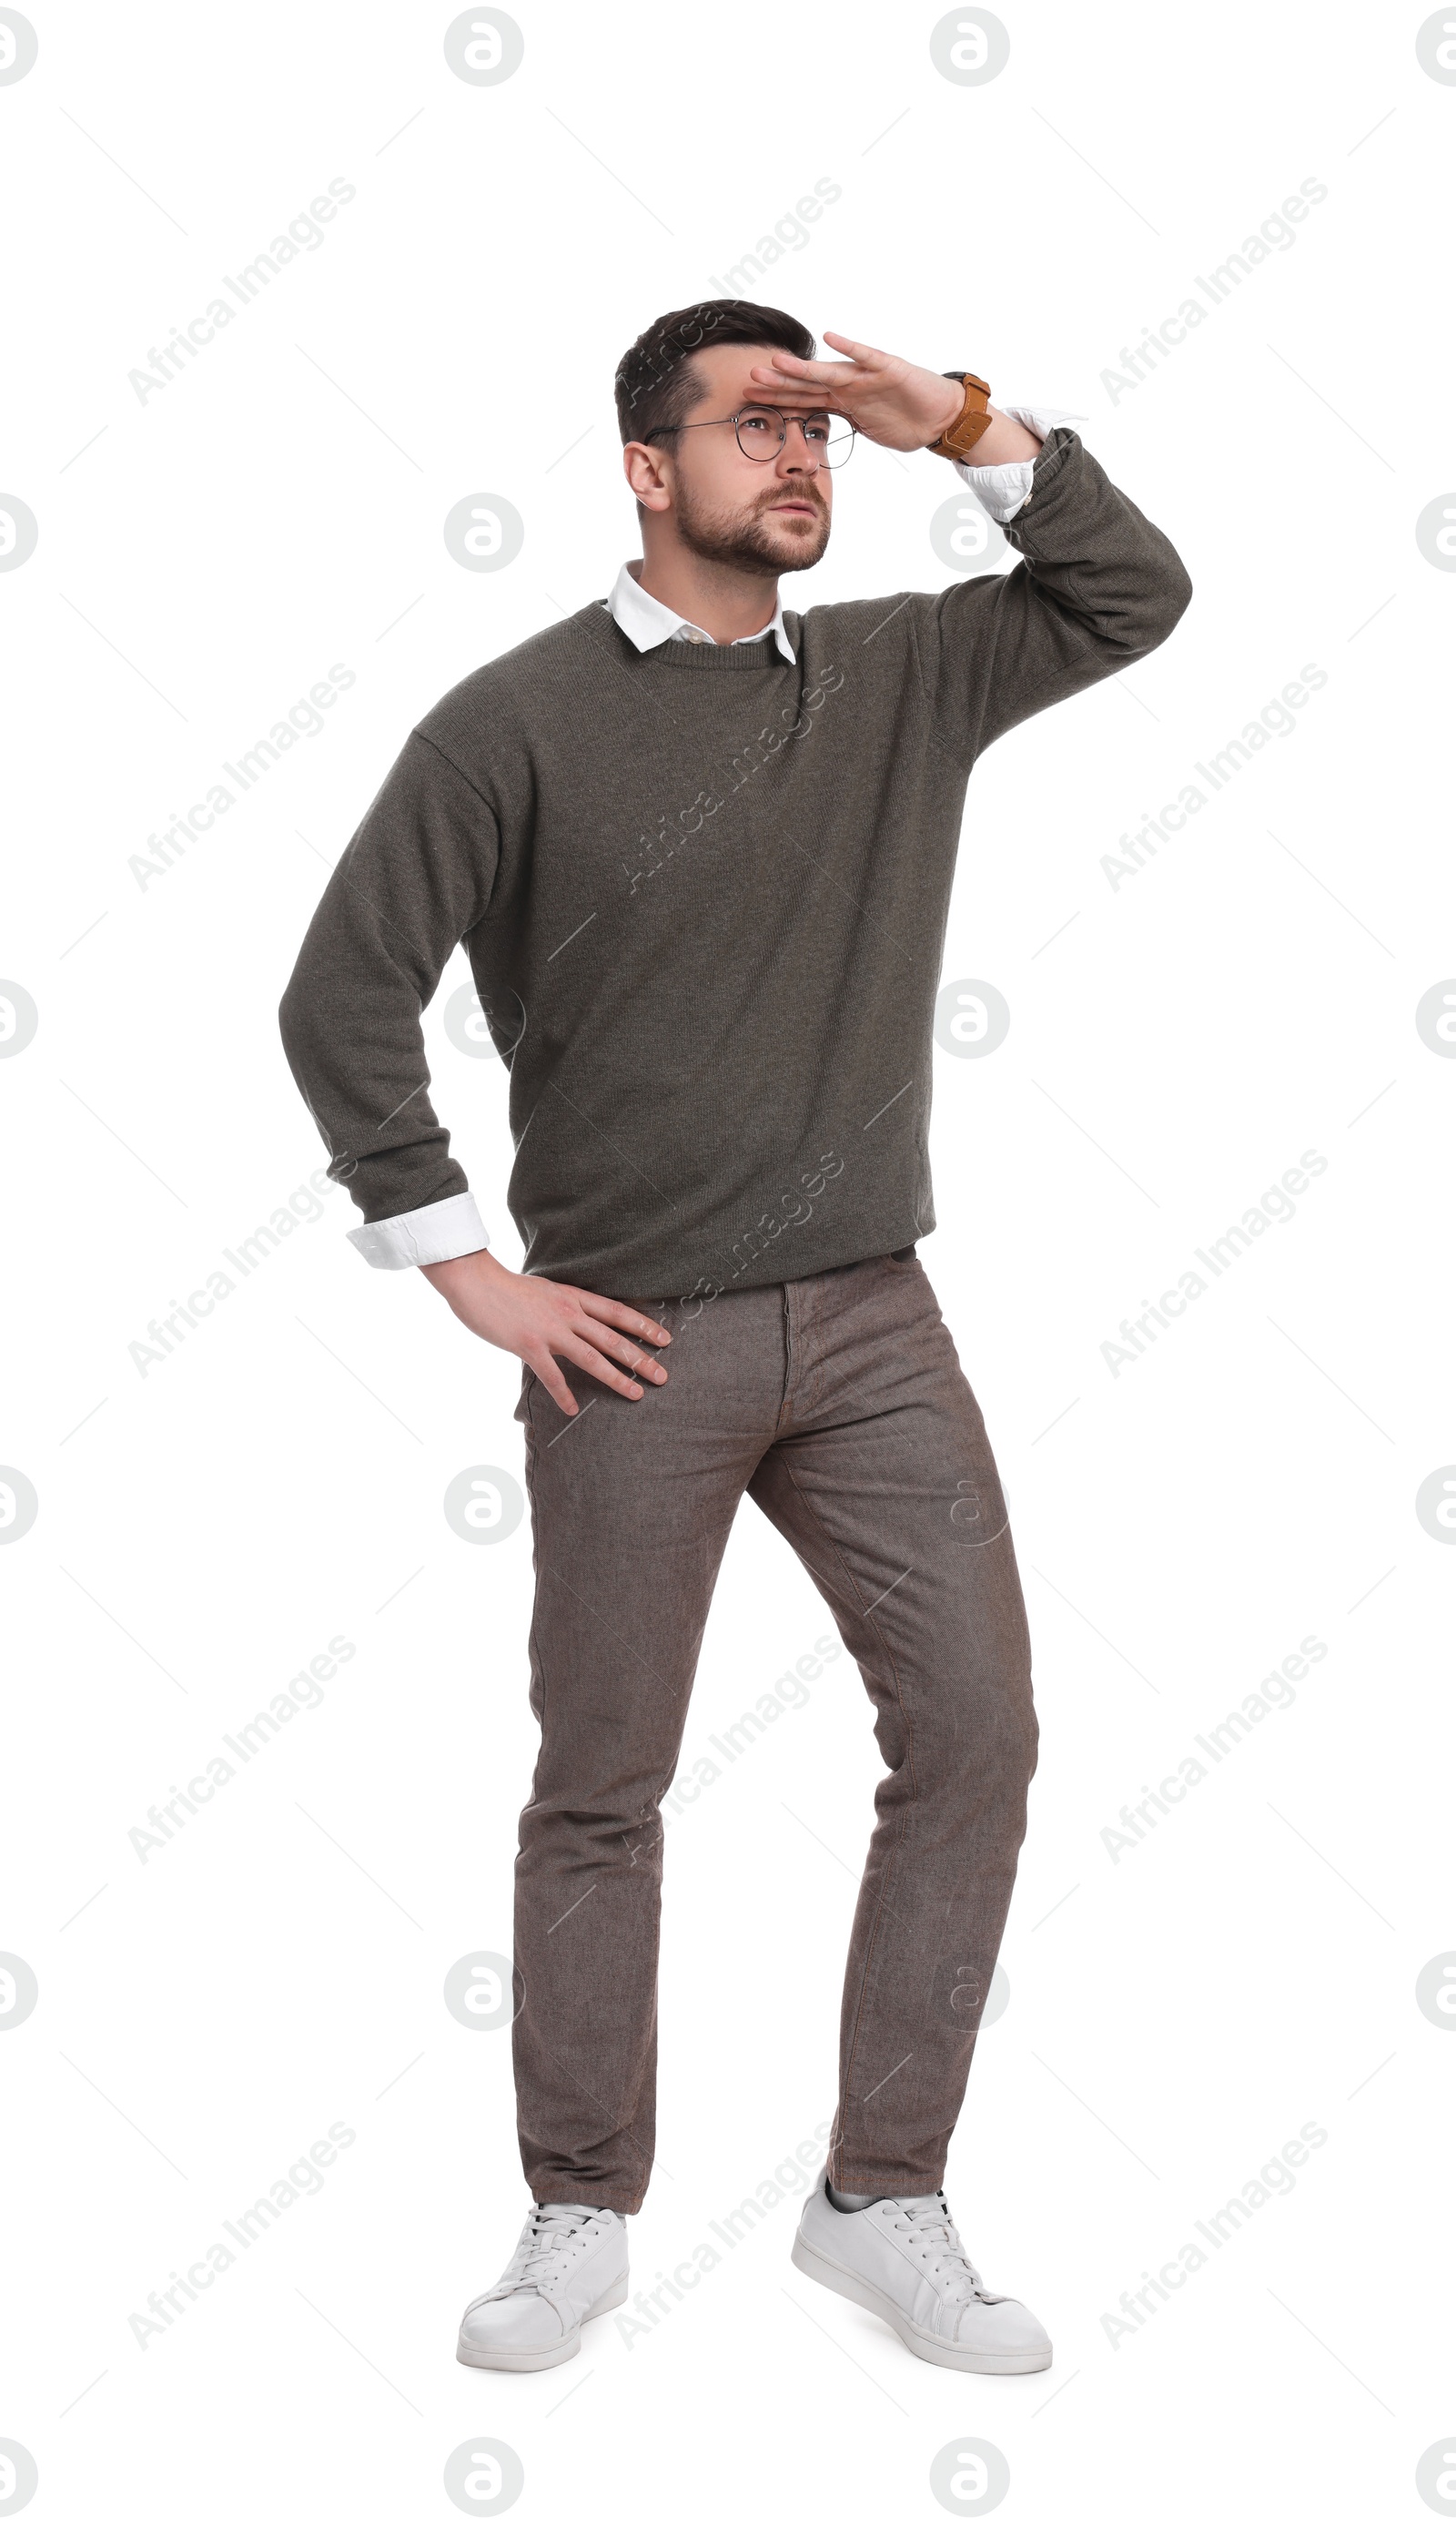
left=278, top=429, right=1190, bottom=1301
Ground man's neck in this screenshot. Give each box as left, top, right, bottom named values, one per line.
left=630, top=552, right=778, bottom=645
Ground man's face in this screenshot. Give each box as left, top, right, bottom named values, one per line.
left=631, top=340, right=834, bottom=576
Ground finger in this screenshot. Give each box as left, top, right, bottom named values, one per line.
left=577, top=1295, right=673, bottom=1345
left=743, top=367, right=855, bottom=401
left=821, top=331, right=892, bottom=369
left=743, top=388, right=856, bottom=425
left=578, top=1319, right=668, bottom=1384
left=526, top=1349, right=578, bottom=1415
left=748, top=353, right=863, bottom=386
left=749, top=348, right=818, bottom=377
left=558, top=1331, right=651, bottom=1399
left=744, top=380, right=853, bottom=406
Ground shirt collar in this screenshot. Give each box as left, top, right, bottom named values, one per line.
left=608, top=559, right=795, bottom=664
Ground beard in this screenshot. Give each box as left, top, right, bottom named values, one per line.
left=672, top=475, right=831, bottom=575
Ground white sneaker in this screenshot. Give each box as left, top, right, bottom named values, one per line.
left=457, top=2202, right=629, bottom=2372
left=792, top=2172, right=1052, bottom=2373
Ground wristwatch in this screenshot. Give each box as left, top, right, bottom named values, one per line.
left=929, top=370, right=994, bottom=461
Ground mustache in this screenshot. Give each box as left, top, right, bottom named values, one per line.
left=758, top=484, right=827, bottom=516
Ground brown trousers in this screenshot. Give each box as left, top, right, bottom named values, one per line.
left=511, top=1250, right=1038, bottom=2212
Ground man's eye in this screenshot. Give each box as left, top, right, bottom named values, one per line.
left=804, top=420, right=829, bottom=442
left=740, top=412, right=772, bottom=433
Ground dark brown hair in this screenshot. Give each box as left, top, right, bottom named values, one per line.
left=613, top=299, right=815, bottom=445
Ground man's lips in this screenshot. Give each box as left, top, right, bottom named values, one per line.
left=766, top=499, right=821, bottom=516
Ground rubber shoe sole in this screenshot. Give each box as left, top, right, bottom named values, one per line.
left=791, top=2231, right=1051, bottom=2374
left=456, top=2272, right=630, bottom=2372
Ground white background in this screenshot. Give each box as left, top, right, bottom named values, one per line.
left=3, top=3, right=1453, bottom=2520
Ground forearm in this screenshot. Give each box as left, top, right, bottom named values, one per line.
left=278, top=910, right=464, bottom=1225
left=278, top=728, right=500, bottom=1253
left=915, top=425, right=1194, bottom=760
left=420, top=1245, right=509, bottom=1301
left=918, top=374, right=1041, bottom=467
left=955, top=404, right=1041, bottom=467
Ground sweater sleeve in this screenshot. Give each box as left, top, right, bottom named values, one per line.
left=278, top=730, right=500, bottom=1232
left=910, top=428, right=1192, bottom=766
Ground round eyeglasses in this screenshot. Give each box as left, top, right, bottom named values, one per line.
left=645, top=404, right=857, bottom=468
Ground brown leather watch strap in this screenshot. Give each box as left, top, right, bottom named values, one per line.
left=929, top=370, right=994, bottom=461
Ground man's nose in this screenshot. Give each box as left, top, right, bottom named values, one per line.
left=780, top=422, right=823, bottom=470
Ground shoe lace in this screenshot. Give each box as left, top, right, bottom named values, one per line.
left=479, top=2205, right=601, bottom=2304
left=887, top=2192, right=995, bottom=2305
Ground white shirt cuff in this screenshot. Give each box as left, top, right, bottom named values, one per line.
left=952, top=403, right=1087, bottom=525
left=347, top=1191, right=490, bottom=1271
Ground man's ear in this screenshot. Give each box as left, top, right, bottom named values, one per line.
left=623, top=440, right=673, bottom=512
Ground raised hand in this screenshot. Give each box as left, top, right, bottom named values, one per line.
left=746, top=332, right=966, bottom=453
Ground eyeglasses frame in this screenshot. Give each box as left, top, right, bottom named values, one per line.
left=640, top=404, right=857, bottom=467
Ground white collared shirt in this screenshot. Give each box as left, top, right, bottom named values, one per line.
left=346, top=400, right=1082, bottom=1270
left=608, top=556, right=797, bottom=662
